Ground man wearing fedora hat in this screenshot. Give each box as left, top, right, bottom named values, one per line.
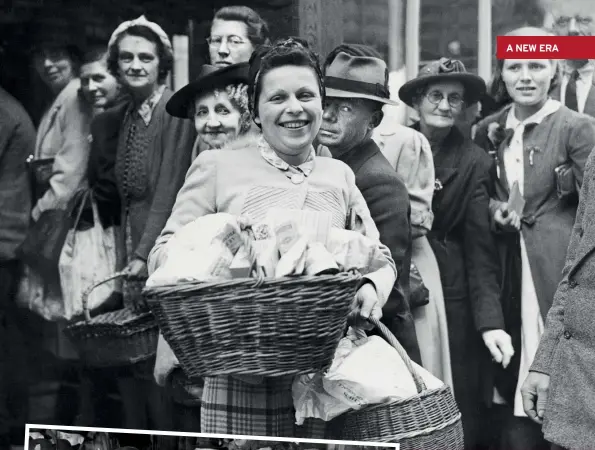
left=318, top=45, right=421, bottom=364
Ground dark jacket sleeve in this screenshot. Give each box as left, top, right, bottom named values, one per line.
left=134, top=111, right=196, bottom=262
left=464, top=155, right=505, bottom=332
left=357, top=160, right=422, bottom=364
left=0, top=106, right=34, bottom=261
left=84, top=109, right=123, bottom=229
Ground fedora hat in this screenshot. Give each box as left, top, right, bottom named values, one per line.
left=399, top=57, right=486, bottom=108
left=166, top=62, right=250, bottom=118
left=324, top=52, right=398, bottom=106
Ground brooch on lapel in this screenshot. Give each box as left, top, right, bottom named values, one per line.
left=526, top=145, right=540, bottom=166
left=434, top=179, right=443, bottom=191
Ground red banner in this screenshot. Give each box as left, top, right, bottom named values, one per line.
left=496, top=36, right=595, bottom=59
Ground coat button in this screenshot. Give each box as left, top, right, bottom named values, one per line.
left=569, top=279, right=578, bottom=289
left=291, top=173, right=305, bottom=184
left=578, top=227, right=584, bottom=238
left=564, top=330, right=572, bottom=339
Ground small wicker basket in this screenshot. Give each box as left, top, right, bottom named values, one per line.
left=336, top=317, right=464, bottom=450
left=64, top=272, right=159, bottom=368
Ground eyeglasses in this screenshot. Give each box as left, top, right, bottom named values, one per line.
left=206, top=36, right=248, bottom=49
left=554, top=15, right=593, bottom=28
left=425, top=90, right=464, bottom=108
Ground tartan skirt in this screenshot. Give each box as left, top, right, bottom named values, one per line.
left=200, top=375, right=327, bottom=438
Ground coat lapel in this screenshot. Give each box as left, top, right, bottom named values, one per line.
left=583, top=81, right=595, bottom=117
left=35, top=104, right=62, bottom=156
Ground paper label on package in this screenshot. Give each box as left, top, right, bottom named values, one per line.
left=215, top=222, right=243, bottom=254
left=266, top=208, right=332, bottom=246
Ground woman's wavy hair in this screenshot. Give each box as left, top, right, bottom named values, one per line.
left=212, top=6, right=270, bottom=47
left=188, top=82, right=252, bottom=134
left=107, top=25, right=173, bottom=84
left=488, top=26, right=561, bottom=105
left=247, top=37, right=324, bottom=123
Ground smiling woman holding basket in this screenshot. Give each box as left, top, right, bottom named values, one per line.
left=146, top=38, right=397, bottom=437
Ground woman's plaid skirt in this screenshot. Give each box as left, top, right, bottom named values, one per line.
left=200, top=375, right=327, bottom=438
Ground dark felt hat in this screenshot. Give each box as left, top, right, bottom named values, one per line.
left=398, top=57, right=486, bottom=108
left=166, top=62, right=250, bottom=118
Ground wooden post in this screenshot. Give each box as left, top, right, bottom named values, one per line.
left=405, top=0, right=421, bottom=81
left=298, top=0, right=344, bottom=58
left=388, top=0, right=404, bottom=71
left=477, top=0, right=492, bottom=81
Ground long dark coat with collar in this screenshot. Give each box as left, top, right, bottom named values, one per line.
left=474, top=105, right=595, bottom=407
left=411, top=123, right=504, bottom=448
left=333, top=138, right=422, bottom=365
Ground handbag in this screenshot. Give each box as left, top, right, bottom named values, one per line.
left=16, top=207, right=72, bottom=278
left=409, top=262, right=430, bottom=310
left=26, top=155, right=55, bottom=202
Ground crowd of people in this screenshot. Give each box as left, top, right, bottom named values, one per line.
left=2, top=1, right=595, bottom=450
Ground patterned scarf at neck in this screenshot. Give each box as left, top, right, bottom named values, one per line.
left=258, top=135, right=315, bottom=184
left=130, top=84, right=166, bottom=125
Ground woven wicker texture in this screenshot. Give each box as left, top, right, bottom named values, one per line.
left=64, top=272, right=159, bottom=368
left=143, top=271, right=361, bottom=377
left=338, top=317, right=464, bottom=449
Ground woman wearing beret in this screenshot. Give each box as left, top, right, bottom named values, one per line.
left=88, top=15, right=196, bottom=428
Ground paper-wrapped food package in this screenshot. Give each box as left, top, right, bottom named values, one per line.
left=327, top=228, right=387, bottom=274
left=146, top=213, right=244, bottom=287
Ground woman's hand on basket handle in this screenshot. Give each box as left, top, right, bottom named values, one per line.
left=521, top=371, right=550, bottom=425
left=348, top=281, right=383, bottom=330
left=123, top=258, right=148, bottom=280
left=482, top=329, right=514, bottom=368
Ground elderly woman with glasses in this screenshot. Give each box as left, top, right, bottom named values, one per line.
left=399, top=58, right=508, bottom=449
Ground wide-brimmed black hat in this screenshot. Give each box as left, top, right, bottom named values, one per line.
left=166, top=62, right=250, bottom=118
left=398, top=57, right=486, bottom=108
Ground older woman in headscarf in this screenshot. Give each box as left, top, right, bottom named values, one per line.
left=88, top=15, right=196, bottom=428
left=474, top=26, right=595, bottom=450
left=398, top=58, right=509, bottom=449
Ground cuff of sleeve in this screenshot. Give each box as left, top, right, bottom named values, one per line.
left=362, top=265, right=396, bottom=309
left=410, top=208, right=434, bottom=232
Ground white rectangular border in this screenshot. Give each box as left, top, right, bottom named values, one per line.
left=24, top=425, right=399, bottom=450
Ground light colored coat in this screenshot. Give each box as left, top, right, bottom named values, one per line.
left=33, top=79, right=92, bottom=216
left=148, top=134, right=396, bottom=304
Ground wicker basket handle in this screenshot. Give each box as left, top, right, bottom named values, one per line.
left=82, top=271, right=127, bottom=321
left=368, top=316, right=427, bottom=393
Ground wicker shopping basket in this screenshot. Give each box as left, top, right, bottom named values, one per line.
left=64, top=272, right=159, bottom=368
left=337, top=317, right=464, bottom=450
left=143, top=222, right=361, bottom=378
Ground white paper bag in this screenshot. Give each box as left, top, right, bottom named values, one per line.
left=58, top=197, right=117, bottom=319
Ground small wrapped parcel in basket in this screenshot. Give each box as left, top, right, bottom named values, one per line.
left=142, top=210, right=380, bottom=378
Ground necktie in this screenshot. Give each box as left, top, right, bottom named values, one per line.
left=565, top=70, right=580, bottom=111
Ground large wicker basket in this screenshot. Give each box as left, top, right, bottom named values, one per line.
left=143, top=270, right=360, bottom=378
left=336, top=317, right=464, bottom=449
left=64, top=272, right=159, bottom=368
